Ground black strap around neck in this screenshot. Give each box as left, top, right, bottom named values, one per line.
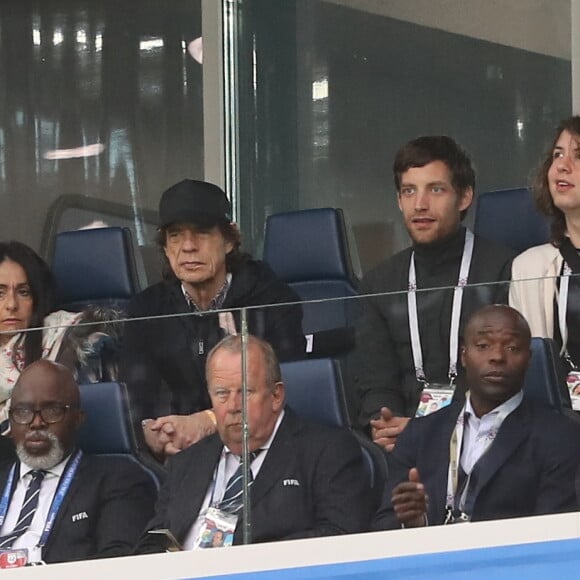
left=559, top=238, right=580, bottom=273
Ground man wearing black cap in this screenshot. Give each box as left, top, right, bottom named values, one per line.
left=120, top=180, right=305, bottom=460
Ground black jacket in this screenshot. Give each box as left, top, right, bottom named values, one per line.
left=136, top=408, right=371, bottom=552
left=0, top=454, right=156, bottom=564
left=120, top=259, right=305, bottom=420
left=354, top=227, right=515, bottom=425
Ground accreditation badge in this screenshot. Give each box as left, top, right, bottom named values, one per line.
left=415, top=384, right=455, bottom=417
left=194, top=507, right=237, bottom=549
left=443, top=506, right=470, bottom=525
left=566, top=370, right=580, bottom=411
left=0, top=549, right=28, bottom=568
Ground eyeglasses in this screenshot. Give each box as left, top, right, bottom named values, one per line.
left=9, top=404, right=75, bottom=425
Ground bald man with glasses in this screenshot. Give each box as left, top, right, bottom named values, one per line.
left=0, top=360, right=156, bottom=565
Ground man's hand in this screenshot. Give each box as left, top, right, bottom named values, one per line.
left=154, top=411, right=217, bottom=456
left=370, top=407, right=410, bottom=451
left=392, top=468, right=428, bottom=527
left=142, top=419, right=173, bottom=460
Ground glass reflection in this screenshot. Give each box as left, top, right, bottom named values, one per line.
left=231, top=0, right=572, bottom=274
left=0, top=0, right=203, bottom=260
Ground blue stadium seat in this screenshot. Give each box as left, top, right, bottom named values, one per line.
left=280, top=358, right=388, bottom=509
left=263, top=208, right=358, bottom=336
left=474, top=188, right=550, bottom=253
left=281, top=358, right=349, bottom=427
left=78, top=382, right=162, bottom=487
left=51, top=227, right=141, bottom=312
left=524, top=337, right=571, bottom=411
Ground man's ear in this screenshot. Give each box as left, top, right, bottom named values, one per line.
left=460, top=346, right=466, bottom=368
left=397, top=193, right=403, bottom=212
left=75, top=410, right=86, bottom=429
left=224, top=222, right=239, bottom=255
left=458, top=187, right=474, bottom=213
left=272, top=382, right=285, bottom=411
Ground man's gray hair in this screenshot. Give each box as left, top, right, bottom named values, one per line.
left=206, top=334, right=282, bottom=387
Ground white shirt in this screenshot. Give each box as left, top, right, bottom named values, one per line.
left=460, top=391, right=523, bottom=475
left=182, top=410, right=285, bottom=550
left=0, top=455, right=70, bottom=556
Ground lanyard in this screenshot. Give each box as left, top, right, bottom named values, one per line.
left=0, top=450, right=82, bottom=546
left=0, top=465, right=16, bottom=529
left=445, top=408, right=467, bottom=515
left=408, top=229, right=474, bottom=384
left=39, top=450, right=82, bottom=547
left=558, top=262, right=573, bottom=361
left=445, top=398, right=516, bottom=520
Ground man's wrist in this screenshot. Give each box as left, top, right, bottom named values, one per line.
left=203, top=409, right=217, bottom=425
left=401, top=514, right=428, bottom=529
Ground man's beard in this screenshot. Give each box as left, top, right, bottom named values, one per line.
left=16, top=431, right=66, bottom=470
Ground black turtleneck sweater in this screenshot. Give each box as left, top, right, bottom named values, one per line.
left=353, top=226, right=515, bottom=426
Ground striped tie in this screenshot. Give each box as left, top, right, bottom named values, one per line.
left=218, top=451, right=262, bottom=514
left=0, top=470, right=46, bottom=548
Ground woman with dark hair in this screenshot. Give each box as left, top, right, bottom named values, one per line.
left=510, top=116, right=580, bottom=367
left=0, top=241, right=82, bottom=421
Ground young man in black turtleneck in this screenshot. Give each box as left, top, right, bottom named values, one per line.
left=354, top=136, right=515, bottom=450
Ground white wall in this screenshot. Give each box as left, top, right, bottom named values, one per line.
left=202, top=0, right=225, bottom=188
left=324, top=0, right=571, bottom=59
left=573, top=0, right=580, bottom=113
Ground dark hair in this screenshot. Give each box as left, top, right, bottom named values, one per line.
left=393, top=136, right=476, bottom=220
left=533, top=116, right=580, bottom=245
left=156, top=221, right=250, bottom=281
left=0, top=241, right=56, bottom=367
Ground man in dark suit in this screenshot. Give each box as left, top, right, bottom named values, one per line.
left=372, top=305, right=580, bottom=529
left=0, top=360, right=156, bottom=564
left=137, top=335, right=370, bottom=552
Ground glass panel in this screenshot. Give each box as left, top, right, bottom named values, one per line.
left=1, top=268, right=577, bottom=546
left=229, top=0, right=572, bottom=273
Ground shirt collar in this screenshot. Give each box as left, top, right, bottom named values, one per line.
left=19, top=453, right=71, bottom=480
left=464, top=390, right=524, bottom=421
left=182, top=273, right=232, bottom=312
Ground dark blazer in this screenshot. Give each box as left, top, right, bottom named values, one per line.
left=137, top=408, right=371, bottom=552
left=119, top=259, right=305, bottom=421
left=372, top=398, right=580, bottom=530
left=0, top=454, right=157, bottom=563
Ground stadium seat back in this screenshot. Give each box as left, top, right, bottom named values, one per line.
left=78, top=382, right=161, bottom=488
left=524, top=337, right=571, bottom=411
left=474, top=188, right=550, bottom=253
left=264, top=208, right=358, bottom=335
left=51, top=227, right=141, bottom=312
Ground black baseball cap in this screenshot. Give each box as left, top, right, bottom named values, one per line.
left=158, top=179, right=232, bottom=228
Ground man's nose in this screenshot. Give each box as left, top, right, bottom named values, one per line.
left=414, top=190, right=429, bottom=211
left=488, top=344, right=506, bottom=363
left=29, top=411, right=47, bottom=429
left=181, top=230, right=199, bottom=250
left=226, top=391, right=242, bottom=413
